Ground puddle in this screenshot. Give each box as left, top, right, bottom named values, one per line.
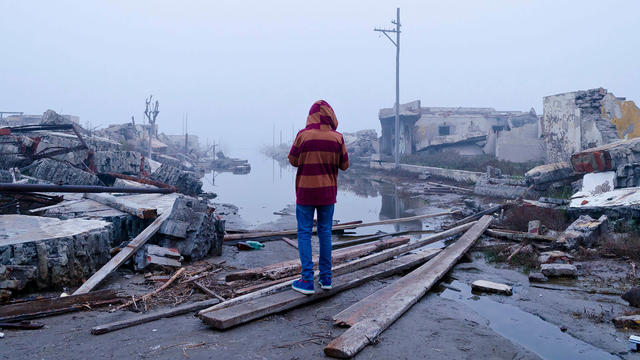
left=440, top=280, right=619, bottom=360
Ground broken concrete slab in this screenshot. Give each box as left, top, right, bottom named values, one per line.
left=150, top=163, right=202, bottom=196
left=569, top=187, right=640, bottom=217
left=555, top=215, right=608, bottom=250
left=582, top=171, right=617, bottom=195
left=92, top=151, right=150, bottom=175
left=0, top=214, right=114, bottom=289
left=525, top=162, right=575, bottom=191
left=540, top=263, right=578, bottom=278
left=23, top=158, right=101, bottom=185
left=471, top=280, right=512, bottom=295
left=152, top=195, right=224, bottom=260
left=571, top=137, right=640, bottom=174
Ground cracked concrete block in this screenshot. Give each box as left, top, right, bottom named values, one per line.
left=581, top=171, right=616, bottom=195
left=540, top=263, right=578, bottom=277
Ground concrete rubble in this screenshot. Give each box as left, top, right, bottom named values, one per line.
left=0, top=109, right=235, bottom=297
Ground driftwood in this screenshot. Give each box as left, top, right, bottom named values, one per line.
left=91, top=298, right=220, bottom=335
left=225, top=236, right=410, bottom=281
left=73, top=211, right=171, bottom=295
left=0, top=289, right=120, bottom=322
left=199, top=248, right=442, bottom=329
left=324, top=215, right=493, bottom=358
left=224, top=210, right=456, bottom=241
left=281, top=237, right=298, bottom=249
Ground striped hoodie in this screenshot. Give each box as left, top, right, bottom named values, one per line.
left=288, top=100, right=349, bottom=205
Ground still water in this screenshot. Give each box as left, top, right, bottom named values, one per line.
left=201, top=148, right=437, bottom=235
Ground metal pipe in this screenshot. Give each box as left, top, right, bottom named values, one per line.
left=0, top=183, right=175, bottom=194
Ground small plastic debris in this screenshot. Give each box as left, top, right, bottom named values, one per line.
left=60, top=292, right=69, bottom=297
left=0, top=332, right=4, bottom=338
left=236, top=241, right=265, bottom=251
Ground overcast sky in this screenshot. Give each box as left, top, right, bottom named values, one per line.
left=1, top=1, right=638, bottom=153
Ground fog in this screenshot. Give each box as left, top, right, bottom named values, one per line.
left=1, top=0, right=638, bottom=152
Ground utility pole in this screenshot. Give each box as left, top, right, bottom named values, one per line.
left=375, top=8, right=401, bottom=168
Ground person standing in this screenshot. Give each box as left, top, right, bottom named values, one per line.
left=288, top=100, right=349, bottom=294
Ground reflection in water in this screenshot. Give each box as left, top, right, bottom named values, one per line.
left=203, top=149, right=428, bottom=233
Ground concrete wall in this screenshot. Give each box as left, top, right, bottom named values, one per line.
left=495, top=122, right=545, bottom=163
left=543, top=88, right=640, bottom=163
left=543, top=92, right=581, bottom=163
left=414, top=112, right=495, bottom=151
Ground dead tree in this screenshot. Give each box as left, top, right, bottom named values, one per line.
left=144, top=96, right=159, bottom=160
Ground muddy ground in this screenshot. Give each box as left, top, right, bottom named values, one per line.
left=2, top=167, right=639, bottom=359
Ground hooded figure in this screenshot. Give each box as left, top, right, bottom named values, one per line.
left=288, top=100, right=350, bottom=205
left=288, top=100, right=349, bottom=295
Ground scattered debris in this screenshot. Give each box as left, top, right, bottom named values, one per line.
left=528, top=272, right=549, bottom=283
left=613, top=315, right=640, bottom=328
left=471, top=280, right=513, bottom=296
left=555, top=215, right=608, bottom=250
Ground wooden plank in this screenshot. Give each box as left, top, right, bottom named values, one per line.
left=225, top=236, right=410, bottom=281
left=72, top=211, right=171, bottom=295
left=194, top=282, right=226, bottom=302
left=331, top=222, right=476, bottom=327
left=199, top=248, right=441, bottom=329
left=199, top=222, right=474, bottom=316
left=485, top=228, right=556, bottom=242
left=85, top=193, right=157, bottom=219
left=281, top=237, right=298, bottom=249
left=0, top=289, right=118, bottom=322
left=91, top=298, right=219, bottom=335
left=323, top=215, right=493, bottom=359
left=332, top=232, right=401, bottom=249
left=224, top=210, right=456, bottom=241
left=28, top=199, right=84, bottom=213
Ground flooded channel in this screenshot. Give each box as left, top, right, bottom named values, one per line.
left=201, top=148, right=445, bottom=235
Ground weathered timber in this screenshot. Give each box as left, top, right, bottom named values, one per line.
left=224, top=210, right=456, bottom=241
left=91, top=298, right=219, bottom=335
left=194, top=282, right=226, bottom=302
left=485, top=228, right=556, bottom=242
left=199, top=248, right=441, bottom=329
left=200, top=222, right=474, bottom=316
left=324, top=215, right=493, bottom=358
left=425, top=181, right=472, bottom=192
left=0, top=289, right=118, bottom=322
left=73, top=211, right=171, bottom=295
left=28, top=199, right=84, bottom=214
left=281, top=237, right=298, bottom=249
left=332, top=232, right=404, bottom=249
left=332, top=223, right=476, bottom=327
left=85, top=193, right=157, bottom=219
left=225, top=236, right=410, bottom=281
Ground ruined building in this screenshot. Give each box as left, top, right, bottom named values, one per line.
left=379, top=100, right=544, bottom=163
left=542, top=87, right=640, bottom=163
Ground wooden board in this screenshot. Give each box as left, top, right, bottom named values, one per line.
left=224, top=210, right=456, bottom=241
left=0, top=289, right=118, bottom=322
left=72, top=211, right=171, bottom=295
left=199, top=222, right=474, bottom=317
left=323, top=215, right=493, bottom=359
left=225, top=236, right=410, bottom=281
left=485, top=228, right=556, bottom=242
left=91, top=298, right=219, bottom=335
left=199, top=248, right=441, bottom=329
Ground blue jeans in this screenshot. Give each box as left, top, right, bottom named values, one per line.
left=296, top=204, right=334, bottom=281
